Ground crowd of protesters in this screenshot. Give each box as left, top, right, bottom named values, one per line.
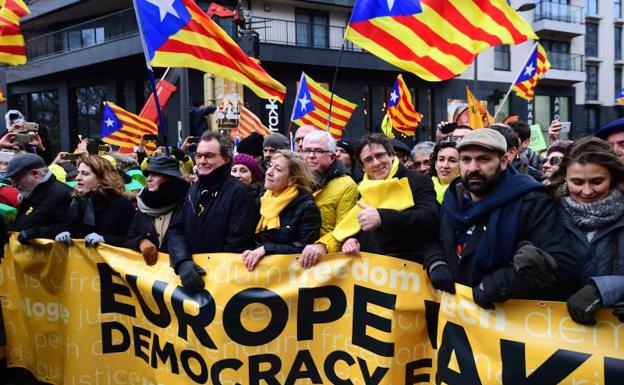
left=0, top=109, right=623, bottom=338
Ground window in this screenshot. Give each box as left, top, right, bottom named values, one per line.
left=616, top=68, right=623, bottom=97
left=74, top=85, right=107, bottom=139
left=585, top=65, right=599, bottom=100
left=541, top=40, right=571, bottom=70
left=295, top=9, right=329, bottom=49
left=586, top=106, right=600, bottom=134
left=616, top=0, right=622, bottom=19
left=494, top=45, right=510, bottom=71
left=616, top=27, right=623, bottom=61
left=14, top=91, right=61, bottom=154
left=585, top=0, right=598, bottom=15
left=585, top=23, right=599, bottom=58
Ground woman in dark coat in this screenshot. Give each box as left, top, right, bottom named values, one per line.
left=243, top=150, right=321, bottom=271
left=123, top=155, right=189, bottom=264
left=54, top=155, right=135, bottom=247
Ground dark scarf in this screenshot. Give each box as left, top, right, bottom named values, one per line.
left=67, top=191, right=106, bottom=235
left=139, top=179, right=188, bottom=210
left=194, top=163, right=231, bottom=213
left=443, top=166, right=545, bottom=282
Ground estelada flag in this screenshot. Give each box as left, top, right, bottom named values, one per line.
left=345, top=0, right=537, bottom=82
left=466, top=86, right=493, bottom=129
left=386, top=74, right=422, bottom=136
left=101, top=101, right=158, bottom=151
left=133, top=0, right=286, bottom=102
left=512, top=43, right=551, bottom=101
left=291, top=72, right=357, bottom=139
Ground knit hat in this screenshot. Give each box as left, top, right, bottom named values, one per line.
left=391, top=140, right=411, bottom=157
left=237, top=132, right=264, bottom=157
left=263, top=133, right=289, bottom=150
left=336, top=138, right=355, bottom=163
left=233, top=153, right=263, bottom=182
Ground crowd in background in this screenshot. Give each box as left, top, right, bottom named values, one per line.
left=0, top=108, right=623, bottom=331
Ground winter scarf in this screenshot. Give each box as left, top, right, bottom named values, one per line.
left=443, top=166, right=545, bottom=282
left=256, top=184, right=299, bottom=233
left=67, top=192, right=98, bottom=234
left=137, top=180, right=188, bottom=217
left=561, top=188, right=624, bottom=231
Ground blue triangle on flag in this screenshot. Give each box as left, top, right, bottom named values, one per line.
left=350, top=0, right=422, bottom=23
left=388, top=79, right=401, bottom=108
left=101, top=103, right=123, bottom=137
left=292, top=76, right=315, bottom=120
left=135, top=0, right=192, bottom=60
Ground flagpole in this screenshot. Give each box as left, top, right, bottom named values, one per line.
left=288, top=73, right=304, bottom=147
left=327, top=39, right=347, bottom=132
left=492, top=42, right=539, bottom=122
left=132, top=0, right=170, bottom=156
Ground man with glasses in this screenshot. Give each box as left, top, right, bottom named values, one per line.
left=299, top=131, right=358, bottom=268
left=411, top=141, right=435, bottom=174
left=333, top=133, right=439, bottom=259
left=294, top=124, right=317, bottom=153
left=167, top=132, right=256, bottom=292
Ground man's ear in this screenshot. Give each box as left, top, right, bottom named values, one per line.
left=500, top=153, right=510, bottom=170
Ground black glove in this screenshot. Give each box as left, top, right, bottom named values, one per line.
left=177, top=260, right=206, bottom=293
left=613, top=307, right=624, bottom=322
left=171, top=147, right=186, bottom=161
left=567, top=283, right=603, bottom=325
left=17, top=230, right=34, bottom=244
left=513, top=241, right=558, bottom=288
left=428, top=262, right=456, bottom=294
left=472, top=283, right=494, bottom=310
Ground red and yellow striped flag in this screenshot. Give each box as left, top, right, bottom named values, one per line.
left=345, top=0, right=537, bottom=82
left=0, top=0, right=29, bottom=65
left=291, top=72, right=357, bottom=139
left=387, top=74, right=422, bottom=136
left=231, top=106, right=271, bottom=140
left=101, top=101, right=158, bottom=151
left=0, top=86, right=5, bottom=104
left=135, top=0, right=286, bottom=102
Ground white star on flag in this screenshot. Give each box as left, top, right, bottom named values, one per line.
left=390, top=90, right=399, bottom=104
left=145, top=0, right=180, bottom=21
left=104, top=118, right=115, bottom=127
left=298, top=94, right=311, bottom=112
left=387, top=0, right=395, bottom=11
left=524, top=62, right=536, bottom=77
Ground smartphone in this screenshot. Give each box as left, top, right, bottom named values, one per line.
left=23, top=122, right=39, bottom=132
left=187, top=136, right=200, bottom=144
left=559, top=121, right=571, bottom=133
left=441, top=122, right=458, bottom=135
left=143, top=134, right=160, bottom=142
left=62, top=153, right=80, bottom=161
left=15, top=133, right=31, bottom=144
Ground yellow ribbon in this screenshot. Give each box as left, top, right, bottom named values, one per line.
left=255, top=185, right=299, bottom=233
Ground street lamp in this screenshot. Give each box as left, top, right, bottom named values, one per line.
left=516, top=3, right=537, bottom=12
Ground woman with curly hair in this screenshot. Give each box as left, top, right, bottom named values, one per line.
left=243, top=150, right=321, bottom=271
left=54, top=155, right=135, bottom=247
left=549, top=137, right=624, bottom=325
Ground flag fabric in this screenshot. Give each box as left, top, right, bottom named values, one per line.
left=0, top=0, right=29, bottom=65
left=230, top=105, right=271, bottom=140
left=101, top=101, right=158, bottom=151
left=466, top=86, right=493, bottom=129
left=381, top=113, right=395, bottom=139
left=617, top=88, right=624, bottom=105
left=512, top=43, right=551, bottom=101
left=134, top=0, right=286, bottom=101
left=139, top=79, right=178, bottom=122
left=386, top=74, right=422, bottom=136
left=345, top=0, right=537, bottom=82
left=291, top=72, right=357, bottom=139
left=0, top=86, right=5, bottom=104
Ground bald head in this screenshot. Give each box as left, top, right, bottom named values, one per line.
left=294, top=125, right=317, bottom=153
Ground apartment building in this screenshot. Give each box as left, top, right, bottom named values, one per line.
left=1, top=0, right=620, bottom=152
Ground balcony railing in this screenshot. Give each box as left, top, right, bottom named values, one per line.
left=549, top=52, right=584, bottom=71
left=26, top=7, right=138, bottom=61
left=535, top=1, right=584, bottom=24
left=250, top=16, right=362, bottom=51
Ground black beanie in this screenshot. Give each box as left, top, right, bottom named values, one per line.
left=237, top=132, right=264, bottom=157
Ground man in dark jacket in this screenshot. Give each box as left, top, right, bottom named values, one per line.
left=167, top=132, right=256, bottom=292
left=6, top=153, right=72, bottom=243
left=338, top=134, right=439, bottom=260
left=424, top=129, right=581, bottom=308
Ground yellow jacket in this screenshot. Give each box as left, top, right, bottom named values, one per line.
left=314, top=162, right=358, bottom=252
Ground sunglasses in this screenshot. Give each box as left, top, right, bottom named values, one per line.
left=546, top=156, right=562, bottom=166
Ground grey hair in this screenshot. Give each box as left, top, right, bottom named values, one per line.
left=411, top=141, right=436, bottom=158
left=302, top=130, right=337, bottom=153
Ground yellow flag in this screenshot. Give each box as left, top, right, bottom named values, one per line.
left=381, top=113, right=395, bottom=139
left=466, top=86, right=493, bottom=129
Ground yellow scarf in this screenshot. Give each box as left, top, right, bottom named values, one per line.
left=256, top=185, right=299, bottom=233
left=432, top=176, right=449, bottom=204
left=332, top=157, right=414, bottom=241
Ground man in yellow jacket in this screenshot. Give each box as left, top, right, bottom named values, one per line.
left=299, top=130, right=358, bottom=268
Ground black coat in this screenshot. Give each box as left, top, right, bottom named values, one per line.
left=68, top=192, right=135, bottom=246
left=357, top=164, right=439, bottom=260
left=167, top=164, right=256, bottom=271
left=122, top=203, right=184, bottom=253
left=11, top=175, right=72, bottom=239
left=255, top=192, right=321, bottom=255
left=424, top=180, right=581, bottom=302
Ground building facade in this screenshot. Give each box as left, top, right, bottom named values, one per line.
left=1, top=0, right=621, bottom=153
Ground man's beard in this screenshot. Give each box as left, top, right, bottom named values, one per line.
left=461, top=164, right=503, bottom=197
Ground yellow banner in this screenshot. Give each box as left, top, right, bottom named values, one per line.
left=1, top=237, right=623, bottom=384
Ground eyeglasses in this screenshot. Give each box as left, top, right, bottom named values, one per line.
left=362, top=152, right=389, bottom=165
left=302, top=148, right=332, bottom=155
left=196, top=152, right=219, bottom=160
left=413, top=160, right=431, bottom=168
left=546, top=156, right=562, bottom=166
